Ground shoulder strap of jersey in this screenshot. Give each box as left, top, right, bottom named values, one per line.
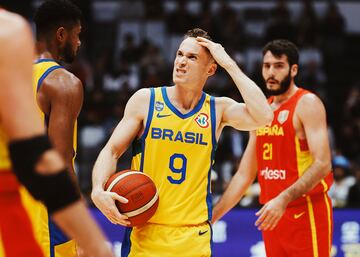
left=34, top=59, right=63, bottom=92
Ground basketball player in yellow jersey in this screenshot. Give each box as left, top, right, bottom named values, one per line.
left=0, top=9, right=114, bottom=257
left=92, top=28, right=273, bottom=257
left=21, top=1, right=84, bottom=257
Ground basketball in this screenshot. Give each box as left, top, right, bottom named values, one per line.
left=104, top=170, right=159, bottom=227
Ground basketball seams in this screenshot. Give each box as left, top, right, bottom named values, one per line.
left=105, top=170, right=159, bottom=226
left=120, top=180, right=155, bottom=198
left=106, top=171, right=151, bottom=192
left=122, top=190, right=159, bottom=217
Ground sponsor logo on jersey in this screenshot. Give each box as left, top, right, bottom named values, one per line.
left=260, top=167, right=286, bottom=180
left=194, top=113, right=209, bottom=128
left=155, top=101, right=164, bottom=111
left=256, top=124, right=284, bottom=136
left=198, top=230, right=208, bottom=236
left=156, top=113, right=171, bottom=118
left=294, top=212, right=306, bottom=219
left=277, top=110, right=289, bottom=124
left=151, top=127, right=208, bottom=145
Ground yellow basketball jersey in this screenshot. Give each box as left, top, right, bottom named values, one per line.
left=20, top=58, right=77, bottom=257
left=0, top=128, right=10, bottom=171
left=131, top=87, right=216, bottom=225
left=32, top=59, right=78, bottom=157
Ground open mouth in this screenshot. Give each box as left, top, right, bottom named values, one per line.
left=176, top=68, right=186, bottom=74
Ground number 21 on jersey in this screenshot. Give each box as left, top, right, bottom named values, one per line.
left=263, top=143, right=273, bottom=160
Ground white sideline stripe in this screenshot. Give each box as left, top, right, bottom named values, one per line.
left=123, top=190, right=159, bottom=217
left=106, top=171, right=151, bottom=192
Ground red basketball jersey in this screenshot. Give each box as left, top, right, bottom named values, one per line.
left=256, top=88, right=333, bottom=206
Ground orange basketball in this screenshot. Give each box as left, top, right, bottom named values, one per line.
left=104, top=170, right=159, bottom=227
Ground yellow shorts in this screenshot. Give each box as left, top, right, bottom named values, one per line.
left=20, top=187, right=76, bottom=257
left=122, top=222, right=212, bottom=257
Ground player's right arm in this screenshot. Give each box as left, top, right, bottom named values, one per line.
left=0, top=11, right=114, bottom=257
left=91, top=88, right=150, bottom=225
left=212, top=131, right=258, bottom=223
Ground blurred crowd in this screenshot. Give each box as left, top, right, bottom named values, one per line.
left=5, top=0, right=360, bottom=208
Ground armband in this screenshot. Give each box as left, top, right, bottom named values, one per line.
left=9, top=135, right=80, bottom=213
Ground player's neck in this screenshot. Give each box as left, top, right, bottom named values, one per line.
left=169, top=85, right=203, bottom=111
left=272, top=84, right=298, bottom=105
left=36, top=41, right=61, bottom=61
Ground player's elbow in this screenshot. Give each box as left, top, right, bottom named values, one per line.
left=255, top=110, right=273, bottom=127
left=316, top=159, right=332, bottom=177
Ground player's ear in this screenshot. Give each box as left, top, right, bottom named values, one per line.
left=207, top=62, right=217, bottom=76
left=291, top=64, right=298, bottom=77
left=56, top=27, right=67, bottom=44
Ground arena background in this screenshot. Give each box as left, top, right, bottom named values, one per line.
left=3, top=0, right=360, bottom=256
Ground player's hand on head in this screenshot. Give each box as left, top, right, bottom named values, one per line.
left=196, top=37, right=234, bottom=69
left=91, top=190, right=130, bottom=226
left=254, top=195, right=288, bottom=231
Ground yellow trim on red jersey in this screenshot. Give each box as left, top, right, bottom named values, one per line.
left=295, top=136, right=313, bottom=177
left=306, top=196, right=319, bottom=257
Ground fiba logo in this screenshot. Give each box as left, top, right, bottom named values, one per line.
left=155, top=101, right=164, bottom=112
left=194, top=113, right=209, bottom=128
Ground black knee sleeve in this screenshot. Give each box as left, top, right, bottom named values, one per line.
left=9, top=135, right=80, bottom=213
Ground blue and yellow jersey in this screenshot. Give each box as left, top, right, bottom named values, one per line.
left=131, top=86, right=217, bottom=225
left=20, top=58, right=77, bottom=257
left=32, top=59, right=77, bottom=154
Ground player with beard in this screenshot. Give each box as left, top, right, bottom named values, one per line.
left=20, top=1, right=86, bottom=257
left=212, top=39, right=334, bottom=257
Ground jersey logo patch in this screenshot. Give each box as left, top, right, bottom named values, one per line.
left=277, top=110, right=289, bottom=124
left=155, top=101, right=164, bottom=111
left=194, top=113, right=209, bottom=128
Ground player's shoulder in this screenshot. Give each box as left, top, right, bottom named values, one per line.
left=298, top=91, right=324, bottom=107
left=49, top=68, right=82, bottom=87
left=296, top=90, right=326, bottom=117
left=124, top=88, right=152, bottom=118
left=213, top=96, right=234, bottom=105
left=132, top=87, right=151, bottom=101
left=43, top=68, right=82, bottom=96
left=126, top=88, right=152, bottom=109
left=213, top=96, right=238, bottom=112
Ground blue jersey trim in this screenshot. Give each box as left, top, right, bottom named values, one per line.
left=140, top=88, right=155, bottom=171
left=207, top=96, right=217, bottom=221
left=37, top=65, right=63, bottom=92
left=206, top=166, right=212, bottom=221
left=34, top=58, right=58, bottom=64
left=141, top=88, right=155, bottom=140
left=121, top=227, right=133, bottom=257
left=161, top=87, right=206, bottom=119
left=48, top=216, right=70, bottom=257
left=210, top=96, right=217, bottom=148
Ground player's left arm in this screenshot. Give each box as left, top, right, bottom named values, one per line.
left=46, top=71, right=83, bottom=176
left=196, top=37, right=273, bottom=131
left=255, top=94, right=331, bottom=231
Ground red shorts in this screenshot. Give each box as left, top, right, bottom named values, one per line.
left=262, top=193, right=333, bottom=257
left=0, top=172, right=44, bottom=257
